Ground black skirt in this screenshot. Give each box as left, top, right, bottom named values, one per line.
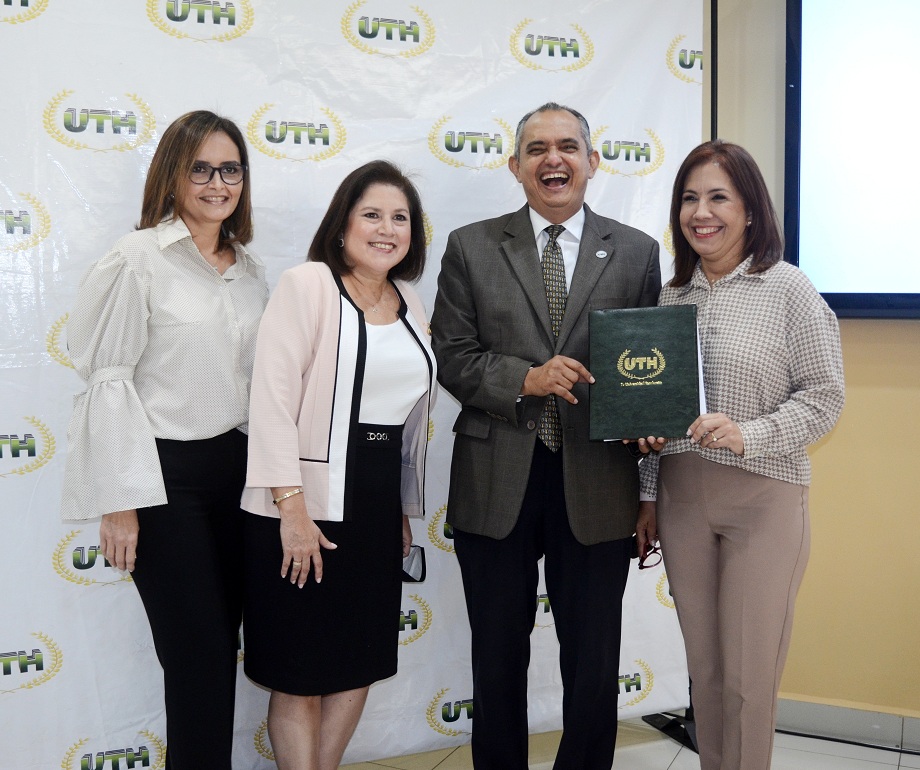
left=242, top=423, right=404, bottom=695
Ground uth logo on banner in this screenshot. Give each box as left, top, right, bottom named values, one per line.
left=535, top=592, right=554, bottom=629
left=619, top=659, right=655, bottom=709
left=0, top=0, right=48, bottom=25
left=147, top=0, right=253, bottom=42
left=667, top=34, right=703, bottom=85
left=426, top=504, right=454, bottom=555
left=341, top=1, right=435, bottom=58
left=0, top=417, right=55, bottom=478
left=428, top=116, right=514, bottom=171
left=47, top=313, right=74, bottom=369
left=510, top=18, right=594, bottom=72
left=399, top=593, right=432, bottom=645
left=427, top=687, right=473, bottom=737
left=0, top=632, right=62, bottom=695
left=656, top=572, right=675, bottom=609
left=60, top=732, right=166, bottom=770
left=43, top=90, right=155, bottom=153
left=53, top=531, right=134, bottom=587
left=247, top=104, right=346, bottom=162
left=0, top=192, right=51, bottom=254
left=592, top=127, right=665, bottom=178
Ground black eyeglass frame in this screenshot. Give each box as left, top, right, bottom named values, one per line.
left=638, top=543, right=662, bottom=570
left=188, top=163, right=247, bottom=186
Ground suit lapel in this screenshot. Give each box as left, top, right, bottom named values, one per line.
left=501, top=206, right=554, bottom=344
left=557, top=206, right=615, bottom=350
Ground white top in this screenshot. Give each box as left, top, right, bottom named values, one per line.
left=359, top=320, right=430, bottom=424
left=60, top=218, right=269, bottom=520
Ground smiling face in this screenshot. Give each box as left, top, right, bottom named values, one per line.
left=679, top=161, right=750, bottom=280
left=508, top=109, right=599, bottom=224
left=343, top=183, right=411, bottom=281
left=178, top=130, right=243, bottom=237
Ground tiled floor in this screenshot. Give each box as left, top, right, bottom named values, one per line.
left=342, top=718, right=918, bottom=769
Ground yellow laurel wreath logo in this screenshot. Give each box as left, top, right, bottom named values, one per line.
left=140, top=731, right=167, bottom=770
left=60, top=732, right=165, bottom=770
left=0, top=0, right=48, bottom=24
left=43, top=91, right=155, bottom=153
left=0, top=632, right=62, bottom=695
left=428, top=116, right=514, bottom=170
left=0, top=193, right=51, bottom=254
left=341, top=1, right=434, bottom=58
left=254, top=719, right=275, bottom=761
left=427, top=504, right=454, bottom=554
left=616, top=348, right=665, bottom=381
left=592, top=127, right=665, bottom=178
left=423, top=212, right=434, bottom=249
left=667, top=35, right=702, bottom=85
left=60, top=738, right=90, bottom=770
left=147, top=0, right=253, bottom=42
left=563, top=24, right=594, bottom=72
left=1, top=416, right=55, bottom=478
left=399, top=593, right=433, bottom=646
left=52, top=531, right=133, bottom=587
left=510, top=20, right=593, bottom=73
left=213, top=0, right=253, bottom=42
left=47, top=313, right=74, bottom=369
left=619, top=659, right=654, bottom=709
left=663, top=223, right=674, bottom=257
left=427, top=417, right=435, bottom=441
left=146, top=0, right=190, bottom=40
left=426, top=687, right=465, bottom=737
left=247, top=104, right=346, bottom=162
left=656, top=572, right=675, bottom=609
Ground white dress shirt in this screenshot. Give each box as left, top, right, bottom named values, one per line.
left=528, top=205, right=586, bottom=290
left=61, top=218, right=268, bottom=520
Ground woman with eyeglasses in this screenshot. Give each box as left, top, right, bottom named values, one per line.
left=60, top=110, right=268, bottom=769
left=635, top=140, right=844, bottom=769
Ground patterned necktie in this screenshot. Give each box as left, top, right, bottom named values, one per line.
left=538, top=224, right=566, bottom=452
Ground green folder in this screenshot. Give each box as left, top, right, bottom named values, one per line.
left=589, top=305, right=702, bottom=439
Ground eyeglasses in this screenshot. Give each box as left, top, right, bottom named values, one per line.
left=188, top=162, right=247, bottom=185
left=638, top=543, right=662, bottom=570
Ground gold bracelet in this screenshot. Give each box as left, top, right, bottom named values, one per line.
left=272, top=487, right=303, bottom=505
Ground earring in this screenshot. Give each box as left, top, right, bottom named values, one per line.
left=337, top=234, right=345, bottom=248
left=746, top=217, right=752, bottom=226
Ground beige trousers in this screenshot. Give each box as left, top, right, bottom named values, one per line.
left=658, top=452, right=810, bottom=770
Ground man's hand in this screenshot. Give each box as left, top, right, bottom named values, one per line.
left=522, top=356, right=594, bottom=405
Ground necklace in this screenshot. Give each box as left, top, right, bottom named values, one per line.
left=347, top=274, right=393, bottom=316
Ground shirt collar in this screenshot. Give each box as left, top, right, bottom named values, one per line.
left=688, top=255, right=759, bottom=289
left=154, top=216, right=261, bottom=271
left=527, top=205, right=585, bottom=244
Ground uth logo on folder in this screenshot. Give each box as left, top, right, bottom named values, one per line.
left=589, top=305, right=706, bottom=439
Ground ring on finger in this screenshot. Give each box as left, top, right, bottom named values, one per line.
left=292, top=560, right=303, bottom=566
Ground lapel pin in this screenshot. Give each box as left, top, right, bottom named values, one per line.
left=595, top=250, right=608, bottom=259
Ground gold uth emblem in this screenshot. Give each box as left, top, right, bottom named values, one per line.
left=617, top=348, right=665, bottom=380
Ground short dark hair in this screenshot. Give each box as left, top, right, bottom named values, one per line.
left=139, top=110, right=253, bottom=247
left=513, top=102, right=593, bottom=161
left=308, top=160, right=427, bottom=282
left=669, top=139, right=783, bottom=287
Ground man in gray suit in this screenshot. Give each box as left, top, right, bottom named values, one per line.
left=431, top=103, right=661, bottom=769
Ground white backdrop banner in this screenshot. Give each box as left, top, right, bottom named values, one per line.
left=0, top=1, right=701, bottom=767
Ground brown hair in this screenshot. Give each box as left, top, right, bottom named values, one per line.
left=138, top=110, right=253, bottom=247
left=669, top=139, right=783, bottom=286
left=308, top=160, right=427, bottom=282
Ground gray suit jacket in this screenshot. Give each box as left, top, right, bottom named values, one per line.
left=431, top=204, right=661, bottom=545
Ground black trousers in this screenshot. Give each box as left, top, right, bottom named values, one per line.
left=454, top=440, right=632, bottom=770
left=132, top=429, right=247, bottom=770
